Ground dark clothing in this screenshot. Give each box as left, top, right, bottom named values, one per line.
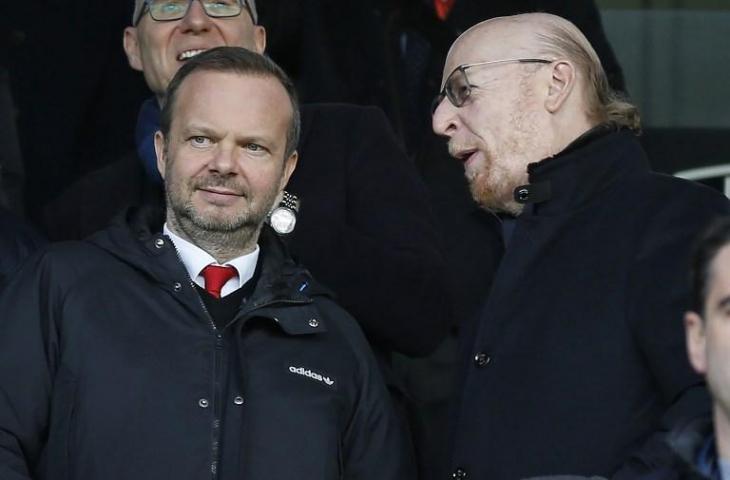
left=6, top=1, right=148, bottom=219
left=450, top=129, right=730, bottom=479
left=633, top=417, right=721, bottom=480
left=196, top=280, right=256, bottom=331
left=0, top=68, right=25, bottom=214
left=666, top=417, right=721, bottom=480
left=44, top=102, right=448, bottom=358
left=0, top=207, right=44, bottom=288
left=0, top=207, right=415, bottom=480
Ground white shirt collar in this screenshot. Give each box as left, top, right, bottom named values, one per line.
left=163, top=224, right=259, bottom=297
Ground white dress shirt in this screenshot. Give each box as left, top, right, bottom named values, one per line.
left=163, top=224, right=259, bottom=298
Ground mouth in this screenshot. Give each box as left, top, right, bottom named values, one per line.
left=177, top=48, right=208, bottom=61
left=198, top=186, right=243, bottom=197
left=451, top=148, right=478, bottom=165
left=197, top=186, right=245, bottom=207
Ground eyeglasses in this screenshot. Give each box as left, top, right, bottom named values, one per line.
left=139, top=0, right=250, bottom=23
left=431, top=58, right=553, bottom=114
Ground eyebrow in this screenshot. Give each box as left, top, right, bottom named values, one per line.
left=182, top=123, right=218, bottom=137
left=182, top=123, right=276, bottom=148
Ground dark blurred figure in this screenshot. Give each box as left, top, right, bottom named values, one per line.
left=0, top=206, right=45, bottom=289
left=0, top=67, right=25, bottom=215
left=0, top=7, right=25, bottom=215
left=5, top=1, right=148, bottom=221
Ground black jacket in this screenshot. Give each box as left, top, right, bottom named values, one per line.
left=0, top=207, right=44, bottom=288
left=631, top=417, right=721, bottom=480
left=449, top=128, right=730, bottom=479
left=0, top=208, right=415, bottom=480
left=44, top=103, right=449, bottom=358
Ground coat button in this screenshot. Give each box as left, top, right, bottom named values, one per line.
left=452, top=467, right=468, bottom=479
left=173, top=282, right=182, bottom=292
left=233, top=396, right=244, bottom=405
left=198, top=398, right=209, bottom=408
left=154, top=238, right=165, bottom=248
left=308, top=318, right=319, bottom=328
left=474, top=352, right=490, bottom=367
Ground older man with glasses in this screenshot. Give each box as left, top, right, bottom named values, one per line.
left=431, top=12, right=730, bottom=480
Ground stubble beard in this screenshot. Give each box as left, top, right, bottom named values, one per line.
left=466, top=146, right=525, bottom=217
left=469, top=81, right=542, bottom=217
left=165, top=172, right=280, bottom=262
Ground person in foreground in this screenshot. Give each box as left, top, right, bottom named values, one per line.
left=0, top=47, right=414, bottom=480
left=431, top=12, right=730, bottom=479
left=654, top=218, right=730, bottom=479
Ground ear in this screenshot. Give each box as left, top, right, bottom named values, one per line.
left=154, top=131, right=167, bottom=180
left=279, top=150, right=298, bottom=190
left=544, top=60, right=576, bottom=114
left=123, top=26, right=144, bottom=72
left=253, top=25, right=267, bottom=54
left=685, top=311, right=708, bottom=375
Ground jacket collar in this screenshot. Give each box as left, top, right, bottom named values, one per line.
left=518, top=125, right=648, bottom=217
left=667, top=415, right=722, bottom=480
left=87, top=206, right=333, bottom=334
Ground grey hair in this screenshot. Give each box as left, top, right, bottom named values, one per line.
left=533, top=20, right=641, bottom=132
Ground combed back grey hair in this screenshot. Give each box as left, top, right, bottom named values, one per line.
left=160, top=46, right=301, bottom=159
left=533, top=20, right=641, bottom=132
left=689, top=217, right=730, bottom=316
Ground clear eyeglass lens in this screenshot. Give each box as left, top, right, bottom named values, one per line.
left=446, top=68, right=471, bottom=107
left=149, top=0, right=189, bottom=20
left=148, top=0, right=241, bottom=20
left=201, top=0, right=241, bottom=16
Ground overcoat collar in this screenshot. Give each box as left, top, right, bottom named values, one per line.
left=521, top=125, right=648, bottom=217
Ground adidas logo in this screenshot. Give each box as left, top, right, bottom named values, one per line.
left=289, top=366, right=335, bottom=386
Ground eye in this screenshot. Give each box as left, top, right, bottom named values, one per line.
left=189, top=136, right=213, bottom=148
left=245, top=143, right=267, bottom=154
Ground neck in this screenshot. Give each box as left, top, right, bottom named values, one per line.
left=548, top=113, right=597, bottom=158
left=714, top=404, right=730, bottom=461
left=167, top=213, right=260, bottom=264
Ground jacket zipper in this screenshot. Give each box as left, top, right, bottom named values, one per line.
left=168, top=238, right=311, bottom=478
left=168, top=241, right=223, bottom=480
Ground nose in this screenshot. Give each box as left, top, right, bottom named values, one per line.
left=180, top=0, right=213, bottom=33
left=209, top=144, right=236, bottom=175
left=431, top=97, right=458, bottom=138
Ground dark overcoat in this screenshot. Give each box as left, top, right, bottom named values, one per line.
left=450, top=129, right=730, bottom=479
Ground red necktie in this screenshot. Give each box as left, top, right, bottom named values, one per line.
left=434, top=0, right=456, bottom=21
left=201, top=265, right=238, bottom=299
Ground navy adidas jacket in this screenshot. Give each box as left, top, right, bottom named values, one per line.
left=0, top=207, right=415, bottom=480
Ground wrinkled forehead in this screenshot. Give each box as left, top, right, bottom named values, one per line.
left=442, top=21, right=536, bottom=84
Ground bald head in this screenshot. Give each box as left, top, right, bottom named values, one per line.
left=432, top=13, right=637, bottom=215
left=446, top=13, right=638, bottom=131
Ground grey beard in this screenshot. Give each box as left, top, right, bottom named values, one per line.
left=166, top=195, right=264, bottom=264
